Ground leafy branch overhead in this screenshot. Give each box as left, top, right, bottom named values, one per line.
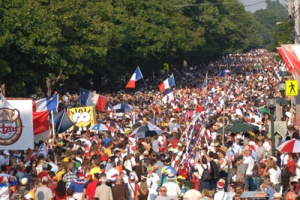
left=0, top=0, right=270, bottom=96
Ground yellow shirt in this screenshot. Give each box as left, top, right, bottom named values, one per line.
left=104, top=148, right=112, bottom=157
left=28, top=190, right=37, bottom=200
left=89, top=167, right=101, bottom=180
left=56, top=170, right=65, bottom=181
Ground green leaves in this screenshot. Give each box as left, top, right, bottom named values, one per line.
left=0, top=0, right=264, bottom=96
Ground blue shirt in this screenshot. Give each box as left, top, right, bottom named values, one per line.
left=266, top=186, right=274, bottom=200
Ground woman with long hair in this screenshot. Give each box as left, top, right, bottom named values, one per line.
left=54, top=180, right=67, bottom=200
left=263, top=157, right=281, bottom=192
left=136, top=179, right=149, bottom=200
left=285, top=181, right=297, bottom=200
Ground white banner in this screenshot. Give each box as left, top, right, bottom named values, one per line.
left=0, top=99, right=34, bottom=150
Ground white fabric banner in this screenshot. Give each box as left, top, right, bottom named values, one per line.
left=0, top=99, right=34, bottom=150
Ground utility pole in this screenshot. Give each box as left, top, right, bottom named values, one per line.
left=295, top=0, right=300, bottom=44
left=288, top=0, right=293, bottom=19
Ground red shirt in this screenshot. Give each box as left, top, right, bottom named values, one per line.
left=171, top=139, right=178, bottom=148
left=287, top=159, right=295, bottom=173
left=86, top=180, right=99, bottom=200
left=37, top=171, right=48, bottom=179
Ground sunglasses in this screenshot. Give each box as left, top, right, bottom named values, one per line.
left=160, top=190, right=166, bottom=192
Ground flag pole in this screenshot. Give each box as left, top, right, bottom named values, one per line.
left=142, top=77, right=148, bottom=92
left=57, top=110, right=66, bottom=134
left=138, top=66, right=148, bottom=92
left=51, top=110, right=55, bottom=136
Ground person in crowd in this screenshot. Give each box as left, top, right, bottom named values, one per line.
left=183, top=181, right=202, bottom=200
left=162, top=173, right=180, bottom=200
left=35, top=176, right=54, bottom=200
left=94, top=173, right=113, bottom=200
left=155, top=186, right=170, bottom=200
left=112, top=175, right=130, bottom=200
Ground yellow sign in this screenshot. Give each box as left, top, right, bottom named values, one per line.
left=69, top=106, right=96, bottom=131
left=285, top=80, right=298, bottom=96
left=163, top=63, right=169, bottom=71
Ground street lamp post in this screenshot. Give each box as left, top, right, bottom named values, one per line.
left=278, top=81, right=286, bottom=121
left=268, top=95, right=277, bottom=157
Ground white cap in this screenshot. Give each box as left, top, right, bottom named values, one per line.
left=3, top=150, right=9, bottom=156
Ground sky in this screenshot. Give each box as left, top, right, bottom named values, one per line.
left=239, top=0, right=267, bottom=12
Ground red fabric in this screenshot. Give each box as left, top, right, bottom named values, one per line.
left=171, top=139, right=178, bottom=148
left=287, top=159, right=295, bottom=173
left=86, top=180, right=99, bottom=200
left=192, top=174, right=199, bottom=190
left=197, top=105, right=204, bottom=113
left=33, top=111, right=49, bottom=135
left=37, top=171, right=48, bottom=179
left=96, top=95, right=108, bottom=112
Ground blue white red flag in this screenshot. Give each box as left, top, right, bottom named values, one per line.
left=125, top=67, right=143, bottom=88
left=33, top=95, right=58, bottom=112
left=158, top=73, right=176, bottom=92
left=79, top=88, right=108, bottom=112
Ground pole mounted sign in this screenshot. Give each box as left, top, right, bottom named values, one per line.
left=286, top=80, right=298, bottom=96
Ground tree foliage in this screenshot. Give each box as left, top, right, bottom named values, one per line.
left=0, top=0, right=262, bottom=96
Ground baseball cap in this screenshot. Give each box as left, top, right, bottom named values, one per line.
left=42, top=176, right=48, bottom=182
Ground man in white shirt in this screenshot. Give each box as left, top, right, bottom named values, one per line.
left=0, top=150, right=10, bottom=166
left=162, top=174, right=180, bottom=200
left=243, top=149, right=254, bottom=191
left=214, top=180, right=228, bottom=200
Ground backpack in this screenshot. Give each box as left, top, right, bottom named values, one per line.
left=13, top=188, right=28, bottom=200
left=210, top=160, right=220, bottom=181
left=201, top=164, right=211, bottom=182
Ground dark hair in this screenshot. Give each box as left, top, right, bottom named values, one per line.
left=67, top=188, right=74, bottom=196
left=202, top=155, right=208, bottom=164
left=186, top=181, right=195, bottom=189
left=56, top=180, right=66, bottom=197
left=25, top=166, right=32, bottom=174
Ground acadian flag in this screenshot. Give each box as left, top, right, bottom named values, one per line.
left=79, top=88, right=108, bottom=112
left=125, top=67, right=143, bottom=88
left=33, top=95, right=59, bottom=112
left=158, top=74, right=176, bottom=92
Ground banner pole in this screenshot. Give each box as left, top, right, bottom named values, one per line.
left=51, top=110, right=55, bottom=136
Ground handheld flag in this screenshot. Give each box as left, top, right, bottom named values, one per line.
left=158, top=74, right=176, bottom=92
left=80, top=88, right=108, bottom=112
left=33, top=111, right=49, bottom=135
left=162, top=88, right=174, bottom=104
left=126, top=67, right=143, bottom=88
left=52, top=110, right=73, bottom=133
left=33, top=95, right=58, bottom=112
left=219, top=70, right=230, bottom=77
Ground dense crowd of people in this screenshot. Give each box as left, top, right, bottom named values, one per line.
left=0, top=49, right=298, bottom=200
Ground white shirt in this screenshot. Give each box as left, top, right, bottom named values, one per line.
left=124, top=160, right=133, bottom=171
left=108, top=168, right=119, bottom=179
left=183, top=189, right=202, bottom=200
left=296, top=159, right=300, bottom=179
left=147, top=172, right=160, bottom=191
left=243, top=156, right=254, bottom=175
left=214, top=190, right=228, bottom=200
left=268, top=167, right=281, bottom=184
left=0, top=156, right=9, bottom=166
left=148, top=188, right=157, bottom=200
left=162, top=182, right=180, bottom=199
left=263, top=141, right=271, bottom=152
left=0, top=183, right=9, bottom=200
